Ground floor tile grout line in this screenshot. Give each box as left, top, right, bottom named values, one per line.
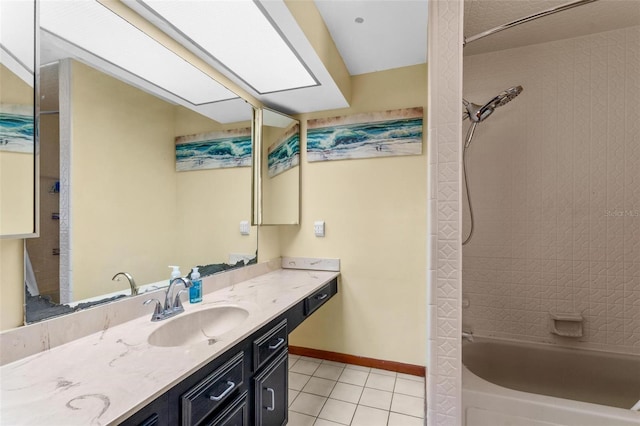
left=289, top=400, right=426, bottom=425
left=289, top=356, right=425, bottom=424
left=289, top=392, right=426, bottom=420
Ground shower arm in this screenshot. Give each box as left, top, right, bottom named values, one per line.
left=464, top=0, right=599, bottom=46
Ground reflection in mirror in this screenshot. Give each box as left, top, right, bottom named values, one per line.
left=258, top=109, right=300, bottom=225
left=0, top=0, right=37, bottom=237
left=24, top=2, right=256, bottom=323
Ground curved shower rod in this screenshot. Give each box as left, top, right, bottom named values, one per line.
left=464, top=0, right=600, bottom=46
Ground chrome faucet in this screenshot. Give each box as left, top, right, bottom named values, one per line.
left=112, top=272, right=138, bottom=296
left=165, top=277, right=191, bottom=312
left=143, top=277, right=192, bottom=322
left=462, top=331, right=474, bottom=342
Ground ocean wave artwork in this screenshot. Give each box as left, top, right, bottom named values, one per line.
left=267, top=124, right=300, bottom=178
left=307, top=107, right=423, bottom=163
left=0, top=105, right=34, bottom=154
left=175, top=127, right=252, bottom=172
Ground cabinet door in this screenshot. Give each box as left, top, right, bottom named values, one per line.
left=204, top=392, right=248, bottom=426
left=253, top=350, right=288, bottom=426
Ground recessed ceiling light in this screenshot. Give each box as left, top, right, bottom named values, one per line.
left=355, top=17, right=365, bottom=24
left=40, top=0, right=237, bottom=105
left=131, top=0, right=319, bottom=94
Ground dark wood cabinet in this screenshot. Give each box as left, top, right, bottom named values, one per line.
left=253, top=319, right=287, bottom=371
left=253, top=351, right=288, bottom=426
left=120, top=277, right=337, bottom=426
left=204, top=392, right=248, bottom=426
left=181, top=352, right=245, bottom=426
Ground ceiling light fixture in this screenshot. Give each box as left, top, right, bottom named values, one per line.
left=130, top=0, right=318, bottom=94
left=40, top=0, right=237, bottom=105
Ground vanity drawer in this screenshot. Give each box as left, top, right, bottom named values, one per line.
left=203, top=391, right=248, bottom=426
left=304, top=280, right=337, bottom=316
left=181, top=352, right=244, bottom=426
left=253, top=319, right=287, bottom=371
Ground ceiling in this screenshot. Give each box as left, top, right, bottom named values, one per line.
left=463, top=0, right=640, bottom=56
left=38, top=0, right=639, bottom=120
left=313, top=0, right=429, bottom=76
left=314, top=0, right=639, bottom=70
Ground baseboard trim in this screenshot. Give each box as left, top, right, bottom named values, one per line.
left=289, top=346, right=426, bottom=377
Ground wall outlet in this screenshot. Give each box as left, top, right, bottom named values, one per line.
left=239, top=220, right=250, bottom=235
left=314, top=221, right=325, bottom=237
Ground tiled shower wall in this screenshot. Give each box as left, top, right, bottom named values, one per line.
left=462, top=26, right=640, bottom=355
left=427, top=0, right=464, bottom=424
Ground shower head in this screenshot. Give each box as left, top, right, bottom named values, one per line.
left=463, top=85, right=523, bottom=123
left=492, top=85, right=523, bottom=108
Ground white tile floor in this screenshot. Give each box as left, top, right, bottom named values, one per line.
left=287, top=354, right=425, bottom=426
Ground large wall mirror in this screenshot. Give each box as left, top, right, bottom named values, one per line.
left=24, top=1, right=257, bottom=323
left=254, top=108, right=300, bottom=225
left=0, top=0, right=38, bottom=238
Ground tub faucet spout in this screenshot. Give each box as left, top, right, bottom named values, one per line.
left=462, top=331, right=474, bottom=342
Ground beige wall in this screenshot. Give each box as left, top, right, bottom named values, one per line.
left=0, top=64, right=34, bottom=331
left=280, top=64, right=428, bottom=366
left=0, top=239, right=24, bottom=330
left=71, top=61, right=178, bottom=300
left=463, top=26, right=640, bottom=354
left=0, top=153, right=33, bottom=234
left=0, top=63, right=35, bottom=236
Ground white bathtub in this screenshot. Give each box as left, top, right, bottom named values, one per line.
left=462, top=337, right=640, bottom=426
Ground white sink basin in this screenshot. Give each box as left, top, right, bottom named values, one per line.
left=148, top=306, right=249, bottom=347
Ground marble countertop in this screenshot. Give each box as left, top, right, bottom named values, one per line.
left=0, top=268, right=339, bottom=425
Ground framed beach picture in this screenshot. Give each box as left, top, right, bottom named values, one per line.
left=267, top=123, right=300, bottom=178
left=0, top=104, right=34, bottom=154
left=307, top=107, right=423, bottom=162
left=175, top=127, right=252, bottom=172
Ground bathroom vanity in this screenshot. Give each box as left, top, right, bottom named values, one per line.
left=0, top=267, right=338, bottom=425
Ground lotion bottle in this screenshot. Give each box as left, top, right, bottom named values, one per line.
left=189, top=267, right=202, bottom=303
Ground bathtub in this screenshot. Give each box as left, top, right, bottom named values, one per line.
left=462, top=337, right=640, bottom=426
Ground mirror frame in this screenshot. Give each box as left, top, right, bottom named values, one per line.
left=252, top=107, right=262, bottom=225
left=0, top=0, right=39, bottom=239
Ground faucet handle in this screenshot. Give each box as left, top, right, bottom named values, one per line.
left=173, top=289, right=189, bottom=313
left=143, top=299, right=163, bottom=321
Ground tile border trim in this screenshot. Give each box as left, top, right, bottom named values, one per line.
left=289, top=345, right=426, bottom=377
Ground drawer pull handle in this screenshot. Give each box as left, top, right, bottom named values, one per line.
left=208, top=381, right=235, bottom=402
left=315, top=293, right=328, bottom=300
left=268, top=338, right=285, bottom=350
left=266, top=387, right=275, bottom=412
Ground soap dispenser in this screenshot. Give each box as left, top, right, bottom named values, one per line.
left=190, top=267, right=202, bottom=303
left=169, top=265, right=181, bottom=286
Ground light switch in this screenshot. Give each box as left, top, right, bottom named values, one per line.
left=314, top=221, right=325, bottom=237
left=239, top=220, right=250, bottom=235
